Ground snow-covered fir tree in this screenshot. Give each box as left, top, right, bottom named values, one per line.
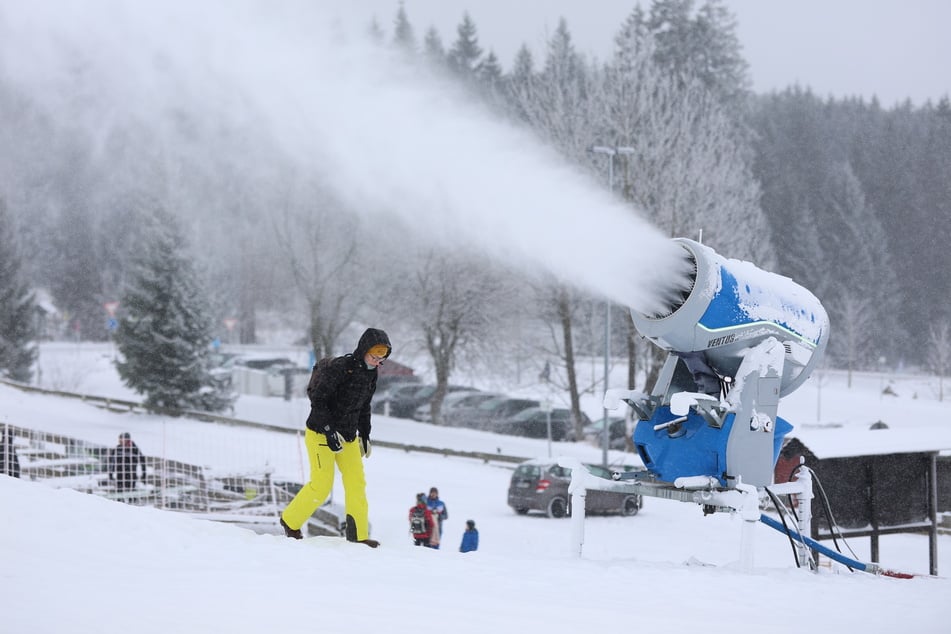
left=0, top=199, right=38, bottom=382
left=114, top=209, right=234, bottom=413
left=446, top=12, right=483, bottom=81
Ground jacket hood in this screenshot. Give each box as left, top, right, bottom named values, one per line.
left=354, top=327, right=391, bottom=359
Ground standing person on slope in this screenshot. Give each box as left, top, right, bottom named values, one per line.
left=426, top=486, right=448, bottom=549
left=409, top=493, right=436, bottom=547
left=279, top=328, right=391, bottom=547
left=108, top=432, right=146, bottom=492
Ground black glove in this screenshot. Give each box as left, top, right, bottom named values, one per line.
left=322, top=425, right=344, bottom=452
left=359, top=436, right=371, bottom=458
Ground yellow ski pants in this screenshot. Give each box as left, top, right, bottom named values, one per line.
left=281, top=429, right=369, bottom=540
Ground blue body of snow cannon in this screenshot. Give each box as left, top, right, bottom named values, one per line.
left=633, top=407, right=793, bottom=487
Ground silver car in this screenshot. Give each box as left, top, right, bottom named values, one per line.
left=507, top=459, right=643, bottom=518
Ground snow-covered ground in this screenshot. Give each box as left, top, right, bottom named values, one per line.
left=3, top=342, right=950, bottom=633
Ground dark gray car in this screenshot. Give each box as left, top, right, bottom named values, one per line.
left=416, top=390, right=502, bottom=423
left=454, top=396, right=540, bottom=430
left=491, top=406, right=590, bottom=441
left=507, top=459, right=643, bottom=518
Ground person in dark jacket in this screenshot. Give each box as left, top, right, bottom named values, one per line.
left=459, top=519, right=479, bottom=553
left=1, top=426, right=21, bottom=478
left=108, top=432, right=146, bottom=491
left=280, top=327, right=391, bottom=547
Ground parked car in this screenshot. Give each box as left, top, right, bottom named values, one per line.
left=439, top=392, right=505, bottom=427
left=207, top=352, right=241, bottom=390
left=583, top=416, right=629, bottom=450
left=491, top=406, right=589, bottom=442
left=507, top=459, right=644, bottom=518
left=375, top=373, right=421, bottom=394
left=413, top=390, right=499, bottom=423
left=453, top=396, right=540, bottom=431
left=374, top=383, right=476, bottom=418
left=372, top=383, right=427, bottom=415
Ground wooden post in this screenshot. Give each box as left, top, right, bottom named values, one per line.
left=929, top=453, right=939, bottom=576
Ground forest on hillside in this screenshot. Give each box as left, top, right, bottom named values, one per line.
left=1, top=1, right=950, bottom=418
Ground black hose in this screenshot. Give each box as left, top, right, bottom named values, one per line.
left=765, top=487, right=804, bottom=568
left=807, top=466, right=859, bottom=561
left=790, top=465, right=858, bottom=568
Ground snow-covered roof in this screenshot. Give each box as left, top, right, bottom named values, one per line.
left=789, top=427, right=951, bottom=459
left=32, top=287, right=59, bottom=315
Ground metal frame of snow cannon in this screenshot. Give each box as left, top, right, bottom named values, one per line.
left=593, top=239, right=829, bottom=569
left=560, top=456, right=818, bottom=570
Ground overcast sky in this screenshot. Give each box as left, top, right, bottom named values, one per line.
left=336, top=0, right=950, bottom=108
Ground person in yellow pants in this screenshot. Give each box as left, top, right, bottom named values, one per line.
left=281, top=429, right=369, bottom=539
left=280, top=328, right=391, bottom=547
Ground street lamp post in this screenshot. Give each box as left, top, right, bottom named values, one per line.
left=588, top=145, right=634, bottom=467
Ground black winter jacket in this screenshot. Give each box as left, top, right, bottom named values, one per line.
left=108, top=442, right=145, bottom=481
left=305, top=328, right=391, bottom=442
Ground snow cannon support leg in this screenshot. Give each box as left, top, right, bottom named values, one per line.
left=735, top=479, right=760, bottom=573
left=767, top=459, right=815, bottom=568
left=793, top=462, right=814, bottom=566
left=558, top=456, right=586, bottom=558
left=684, top=477, right=762, bottom=571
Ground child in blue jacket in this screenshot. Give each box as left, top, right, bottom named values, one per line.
left=459, top=519, right=479, bottom=553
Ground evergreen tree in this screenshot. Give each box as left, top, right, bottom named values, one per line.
left=476, top=50, right=504, bottom=96
left=422, top=26, right=447, bottom=69
left=820, top=163, right=903, bottom=367
left=447, top=13, right=483, bottom=81
left=748, top=90, right=929, bottom=364
left=114, top=209, right=233, bottom=413
left=911, top=100, right=951, bottom=328
left=392, top=1, right=416, bottom=57
left=600, top=15, right=772, bottom=265
left=512, top=18, right=596, bottom=156
left=591, top=15, right=771, bottom=388
left=0, top=199, right=38, bottom=382
left=927, top=321, right=951, bottom=402
left=749, top=88, right=836, bottom=274
left=504, top=44, right=535, bottom=121
left=779, top=205, right=828, bottom=300
left=508, top=44, right=535, bottom=86
left=645, top=0, right=750, bottom=108
left=366, top=17, right=384, bottom=44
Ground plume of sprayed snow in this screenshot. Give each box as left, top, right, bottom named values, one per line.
left=0, top=0, right=690, bottom=314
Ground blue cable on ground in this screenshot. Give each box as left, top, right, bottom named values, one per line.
left=759, top=513, right=914, bottom=578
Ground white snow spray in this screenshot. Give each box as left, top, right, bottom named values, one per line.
left=0, top=0, right=688, bottom=314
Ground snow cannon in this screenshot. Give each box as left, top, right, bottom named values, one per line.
left=615, top=238, right=829, bottom=489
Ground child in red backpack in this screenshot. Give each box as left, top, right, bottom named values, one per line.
left=409, top=493, right=435, bottom=547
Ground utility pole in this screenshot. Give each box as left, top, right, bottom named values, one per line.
left=588, top=145, right=634, bottom=467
